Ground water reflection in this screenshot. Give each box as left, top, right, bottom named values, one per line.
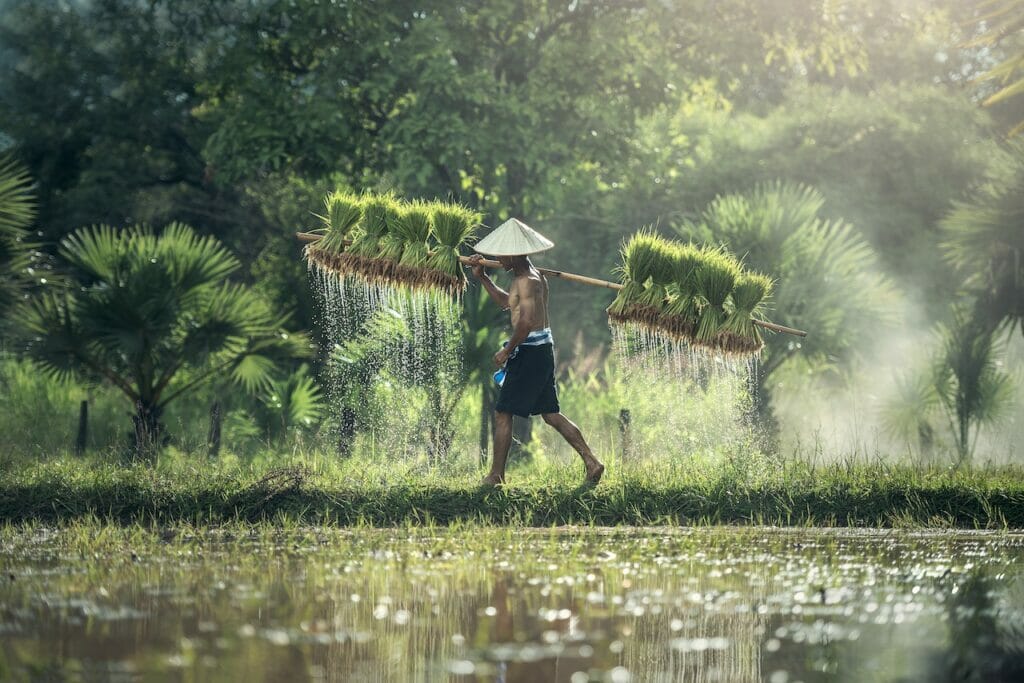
left=0, top=528, right=1022, bottom=681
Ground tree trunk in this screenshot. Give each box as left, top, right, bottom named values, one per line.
left=131, top=400, right=163, bottom=461
left=75, top=400, right=88, bottom=457
left=958, top=409, right=970, bottom=466
left=619, top=409, right=632, bottom=462
left=207, top=400, right=222, bottom=458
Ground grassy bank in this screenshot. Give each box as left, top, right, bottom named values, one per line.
left=2, top=451, right=1023, bottom=528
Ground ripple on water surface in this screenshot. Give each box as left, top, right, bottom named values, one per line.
left=1, top=527, right=1023, bottom=682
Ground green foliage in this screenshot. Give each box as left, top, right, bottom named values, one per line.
left=934, top=311, right=1015, bottom=464
left=249, top=364, right=325, bottom=439
left=0, top=155, right=35, bottom=236
left=16, top=223, right=310, bottom=452
left=884, top=310, right=1015, bottom=465
left=941, top=158, right=1024, bottom=337
left=677, top=182, right=895, bottom=421
left=632, top=85, right=1006, bottom=314
left=0, top=354, right=124, bottom=456
left=0, top=155, right=36, bottom=331
left=1, top=0, right=1020, bottom=461
left=4, top=450, right=1024, bottom=527
left=965, top=0, right=1024, bottom=136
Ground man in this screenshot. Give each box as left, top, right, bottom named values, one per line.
left=467, top=218, right=605, bottom=487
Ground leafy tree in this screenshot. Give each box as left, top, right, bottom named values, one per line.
left=0, top=155, right=35, bottom=334
left=886, top=310, right=1014, bottom=464
left=17, top=223, right=310, bottom=454
left=623, top=85, right=1007, bottom=311
left=933, top=310, right=1014, bottom=464
left=0, top=2, right=221, bottom=242
left=964, top=0, right=1024, bottom=136
left=675, top=182, right=895, bottom=428
left=941, top=158, right=1024, bottom=337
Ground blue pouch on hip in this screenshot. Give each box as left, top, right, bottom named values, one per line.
left=493, top=341, right=512, bottom=386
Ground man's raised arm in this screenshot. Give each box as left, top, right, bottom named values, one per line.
left=467, top=254, right=510, bottom=309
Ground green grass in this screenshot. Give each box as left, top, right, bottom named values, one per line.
left=2, top=451, right=1022, bottom=528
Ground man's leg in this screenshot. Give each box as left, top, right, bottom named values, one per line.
left=483, top=411, right=514, bottom=485
left=541, top=412, right=605, bottom=484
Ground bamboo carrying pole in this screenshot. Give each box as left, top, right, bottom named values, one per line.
left=297, top=232, right=808, bottom=338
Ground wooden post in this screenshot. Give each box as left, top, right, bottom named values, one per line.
left=207, top=401, right=222, bottom=458
left=512, top=415, right=533, bottom=462
left=619, top=409, right=632, bottom=461
left=74, top=400, right=88, bottom=456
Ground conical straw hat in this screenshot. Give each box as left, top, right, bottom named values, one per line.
left=473, top=218, right=554, bottom=256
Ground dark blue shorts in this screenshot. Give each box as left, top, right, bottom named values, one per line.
left=495, top=344, right=559, bottom=417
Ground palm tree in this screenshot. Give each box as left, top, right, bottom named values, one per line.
left=885, top=309, right=1014, bottom=465
left=17, top=223, right=310, bottom=455
left=940, top=159, right=1024, bottom=338
left=675, top=182, right=896, bottom=429
left=0, top=156, right=36, bottom=333
left=933, top=309, right=1014, bottom=465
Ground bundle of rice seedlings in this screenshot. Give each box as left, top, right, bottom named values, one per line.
left=718, top=271, right=774, bottom=354
left=390, top=200, right=434, bottom=287
left=607, top=229, right=661, bottom=323
left=693, top=246, right=741, bottom=347
left=659, top=243, right=702, bottom=340
left=633, top=237, right=678, bottom=325
left=307, top=190, right=363, bottom=276
left=318, top=190, right=363, bottom=253
left=338, top=192, right=397, bottom=281
left=426, top=202, right=482, bottom=294
left=367, top=201, right=408, bottom=285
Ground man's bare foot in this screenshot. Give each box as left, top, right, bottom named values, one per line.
left=480, top=474, right=505, bottom=487
left=584, top=462, right=605, bottom=486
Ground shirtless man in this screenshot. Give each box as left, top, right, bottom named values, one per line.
left=466, top=219, right=604, bottom=487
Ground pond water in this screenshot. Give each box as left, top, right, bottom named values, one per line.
left=1, top=527, right=1022, bottom=682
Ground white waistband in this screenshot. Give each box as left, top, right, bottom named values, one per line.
left=521, top=327, right=553, bottom=346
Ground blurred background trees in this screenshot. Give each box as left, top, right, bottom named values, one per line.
left=1, top=0, right=1021, bottom=460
